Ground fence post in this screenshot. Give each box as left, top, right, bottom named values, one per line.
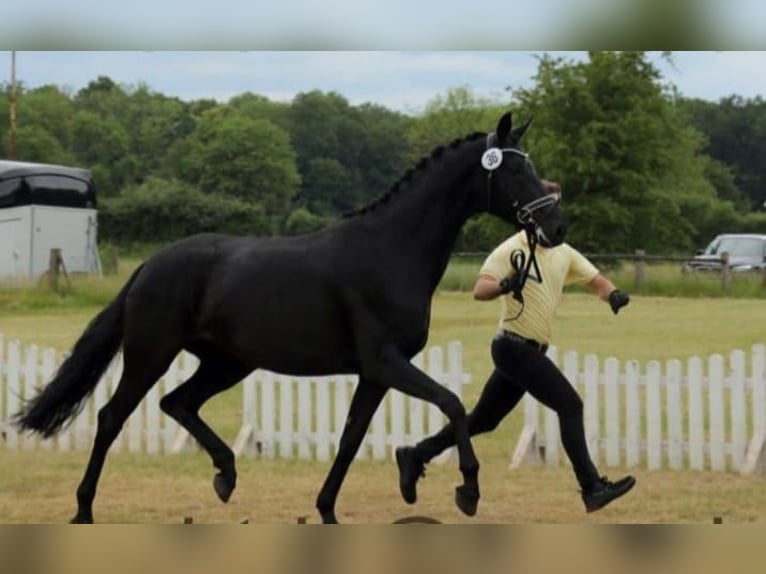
left=708, top=354, right=726, bottom=471
left=743, top=344, right=766, bottom=474
left=634, top=249, right=646, bottom=288
left=106, top=247, right=120, bottom=275
left=730, top=350, right=747, bottom=471
left=721, top=251, right=731, bottom=293
left=646, top=361, right=662, bottom=470
left=688, top=357, right=705, bottom=470
left=583, top=354, right=600, bottom=465
left=47, top=248, right=71, bottom=292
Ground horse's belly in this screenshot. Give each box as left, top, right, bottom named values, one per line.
left=208, top=305, right=358, bottom=376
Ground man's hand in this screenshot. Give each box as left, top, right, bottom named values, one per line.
left=499, top=276, right=514, bottom=295
left=608, top=290, right=630, bottom=315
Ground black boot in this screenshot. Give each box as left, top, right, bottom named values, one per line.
left=582, top=475, right=636, bottom=513
left=395, top=446, right=427, bottom=504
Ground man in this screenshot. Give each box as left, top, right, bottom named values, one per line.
left=396, top=201, right=635, bottom=515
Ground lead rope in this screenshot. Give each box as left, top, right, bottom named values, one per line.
left=506, top=226, right=542, bottom=321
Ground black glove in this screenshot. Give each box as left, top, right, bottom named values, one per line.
left=500, top=273, right=521, bottom=295
left=608, top=289, right=630, bottom=315
left=500, top=275, right=526, bottom=304
left=499, top=277, right=515, bottom=295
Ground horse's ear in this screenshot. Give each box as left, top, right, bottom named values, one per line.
left=511, top=117, right=533, bottom=143
left=496, top=112, right=513, bottom=142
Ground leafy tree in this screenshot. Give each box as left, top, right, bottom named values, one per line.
left=513, top=51, right=727, bottom=253
left=99, top=177, right=272, bottom=243
left=678, top=95, right=766, bottom=210
left=228, top=92, right=291, bottom=127
left=13, top=124, right=76, bottom=165
left=120, top=84, right=196, bottom=181
left=16, top=85, right=76, bottom=150
left=179, top=107, right=300, bottom=231
left=700, top=156, right=749, bottom=210
left=406, top=86, right=506, bottom=160
left=301, top=157, right=363, bottom=215
left=354, top=103, right=412, bottom=198
left=69, top=110, right=133, bottom=195
left=74, top=76, right=128, bottom=116
left=285, top=91, right=411, bottom=215
left=284, top=206, right=332, bottom=235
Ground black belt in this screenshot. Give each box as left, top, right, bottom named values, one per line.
left=501, top=330, right=549, bottom=354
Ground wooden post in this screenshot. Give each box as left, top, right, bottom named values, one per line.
left=634, top=249, right=645, bottom=289
left=47, top=248, right=71, bottom=292
left=48, top=248, right=61, bottom=292
left=106, top=247, right=120, bottom=275
left=721, top=251, right=731, bottom=294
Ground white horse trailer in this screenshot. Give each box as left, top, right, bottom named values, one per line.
left=0, top=160, right=100, bottom=280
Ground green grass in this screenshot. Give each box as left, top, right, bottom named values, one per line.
left=441, top=257, right=766, bottom=299
left=2, top=255, right=763, bottom=320
left=0, top=257, right=145, bottom=315
left=2, top=254, right=766, bottom=523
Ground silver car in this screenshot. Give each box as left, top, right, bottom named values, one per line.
left=682, top=233, right=766, bottom=273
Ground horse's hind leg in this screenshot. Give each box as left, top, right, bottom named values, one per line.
left=367, top=345, right=480, bottom=517
left=159, top=352, right=250, bottom=504
left=72, top=345, right=177, bottom=523
left=315, top=379, right=386, bottom=524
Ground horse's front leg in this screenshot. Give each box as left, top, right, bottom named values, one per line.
left=315, top=379, right=387, bottom=524
left=370, top=346, right=480, bottom=516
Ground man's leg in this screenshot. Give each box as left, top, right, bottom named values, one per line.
left=397, top=368, right=525, bottom=504
left=491, top=336, right=635, bottom=512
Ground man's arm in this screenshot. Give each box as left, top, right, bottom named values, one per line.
left=473, top=274, right=506, bottom=301
left=585, top=273, right=630, bottom=314
left=585, top=273, right=617, bottom=302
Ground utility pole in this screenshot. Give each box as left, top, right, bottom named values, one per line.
left=8, top=50, right=17, bottom=159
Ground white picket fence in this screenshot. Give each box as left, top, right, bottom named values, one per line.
left=0, top=334, right=470, bottom=463
left=511, top=344, right=766, bottom=475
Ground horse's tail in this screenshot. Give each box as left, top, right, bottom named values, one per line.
left=13, top=264, right=146, bottom=438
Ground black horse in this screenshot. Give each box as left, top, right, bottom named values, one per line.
left=14, top=112, right=566, bottom=523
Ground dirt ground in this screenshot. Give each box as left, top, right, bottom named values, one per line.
left=2, top=447, right=764, bottom=524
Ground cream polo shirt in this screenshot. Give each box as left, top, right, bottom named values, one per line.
left=479, top=231, right=600, bottom=344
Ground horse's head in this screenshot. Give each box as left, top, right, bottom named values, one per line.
left=481, top=112, right=567, bottom=247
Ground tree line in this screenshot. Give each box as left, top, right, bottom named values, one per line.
left=1, top=51, right=765, bottom=254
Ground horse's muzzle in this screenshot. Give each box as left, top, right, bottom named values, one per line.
left=537, top=221, right=567, bottom=247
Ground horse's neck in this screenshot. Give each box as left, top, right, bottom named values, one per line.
left=364, top=142, right=483, bottom=288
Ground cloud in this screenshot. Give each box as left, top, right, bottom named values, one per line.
left=4, top=51, right=766, bottom=115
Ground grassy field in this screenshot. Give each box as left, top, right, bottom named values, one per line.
left=1, top=261, right=766, bottom=523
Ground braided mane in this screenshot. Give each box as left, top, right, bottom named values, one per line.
left=341, top=132, right=485, bottom=218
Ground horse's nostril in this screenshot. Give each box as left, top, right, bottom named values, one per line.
left=555, top=224, right=567, bottom=241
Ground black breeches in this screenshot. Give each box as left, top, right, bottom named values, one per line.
left=413, top=368, right=525, bottom=462
left=490, top=334, right=583, bottom=417
left=490, top=334, right=598, bottom=487
left=414, top=333, right=599, bottom=489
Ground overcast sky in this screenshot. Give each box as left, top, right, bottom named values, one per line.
left=3, top=51, right=765, bottom=114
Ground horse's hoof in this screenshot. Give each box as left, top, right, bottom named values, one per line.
left=213, top=472, right=236, bottom=503
left=454, top=484, right=479, bottom=517
left=320, top=512, right=338, bottom=524
left=70, top=513, right=93, bottom=524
